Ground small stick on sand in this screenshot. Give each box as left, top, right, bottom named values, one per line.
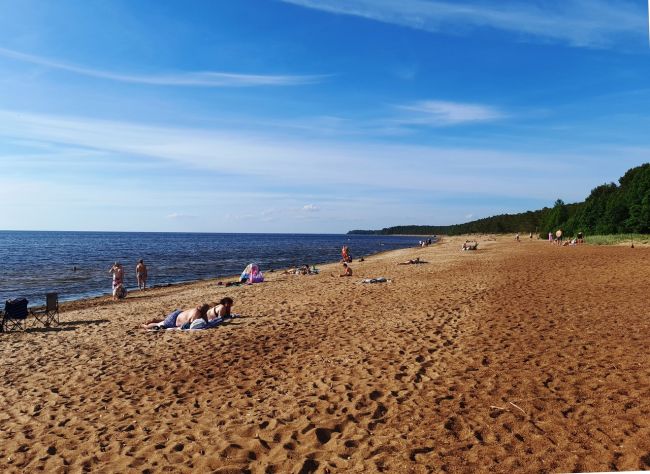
left=489, top=405, right=506, bottom=410
left=509, top=401, right=527, bottom=416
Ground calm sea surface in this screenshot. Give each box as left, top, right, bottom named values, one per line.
left=0, top=231, right=422, bottom=306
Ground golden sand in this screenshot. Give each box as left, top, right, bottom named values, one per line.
left=1, top=236, right=649, bottom=473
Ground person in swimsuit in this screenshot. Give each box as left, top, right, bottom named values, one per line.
left=341, top=245, right=352, bottom=263
left=141, top=304, right=210, bottom=330
left=136, top=259, right=148, bottom=290
left=109, top=262, right=124, bottom=300
left=206, top=297, right=234, bottom=321
left=339, top=262, right=353, bottom=277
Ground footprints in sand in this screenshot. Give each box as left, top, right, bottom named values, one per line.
left=3, top=244, right=649, bottom=472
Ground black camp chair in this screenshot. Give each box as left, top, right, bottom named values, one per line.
left=2, top=298, right=29, bottom=332
left=31, top=292, right=59, bottom=327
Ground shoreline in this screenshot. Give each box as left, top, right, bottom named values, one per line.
left=5, top=233, right=420, bottom=311
left=55, top=241, right=428, bottom=313
left=45, top=231, right=648, bottom=313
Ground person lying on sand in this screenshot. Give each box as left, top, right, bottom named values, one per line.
left=142, top=304, right=209, bottom=330
left=297, top=264, right=310, bottom=275
left=398, top=257, right=425, bottom=265
left=462, top=241, right=478, bottom=251
left=283, top=264, right=318, bottom=275
left=340, top=262, right=353, bottom=277
left=207, top=297, right=234, bottom=320
left=361, top=277, right=390, bottom=283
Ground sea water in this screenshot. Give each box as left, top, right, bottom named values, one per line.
left=0, top=231, right=421, bottom=306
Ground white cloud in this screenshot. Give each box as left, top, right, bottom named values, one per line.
left=166, top=213, right=198, bottom=220
left=465, top=213, right=474, bottom=219
left=0, top=108, right=636, bottom=203
left=281, top=0, right=644, bottom=48
left=226, top=205, right=322, bottom=223
left=0, top=47, right=326, bottom=87
left=395, top=100, right=505, bottom=126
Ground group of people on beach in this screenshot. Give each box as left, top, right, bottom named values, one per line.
left=514, top=232, right=535, bottom=242
left=548, top=230, right=584, bottom=246
left=109, top=260, right=148, bottom=300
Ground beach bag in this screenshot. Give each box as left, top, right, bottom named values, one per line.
left=114, top=284, right=127, bottom=299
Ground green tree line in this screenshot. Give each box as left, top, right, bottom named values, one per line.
left=349, top=163, right=650, bottom=237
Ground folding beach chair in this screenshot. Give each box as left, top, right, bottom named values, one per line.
left=2, top=298, right=29, bottom=332
left=31, top=292, right=59, bottom=327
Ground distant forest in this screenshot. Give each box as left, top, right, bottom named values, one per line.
left=349, top=163, right=650, bottom=237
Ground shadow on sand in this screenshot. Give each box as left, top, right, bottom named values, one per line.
left=59, top=319, right=111, bottom=326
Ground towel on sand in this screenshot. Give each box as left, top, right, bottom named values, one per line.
left=361, top=277, right=389, bottom=284
left=184, top=314, right=240, bottom=330
left=149, top=314, right=240, bottom=331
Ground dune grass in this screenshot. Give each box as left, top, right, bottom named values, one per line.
left=585, top=234, right=650, bottom=246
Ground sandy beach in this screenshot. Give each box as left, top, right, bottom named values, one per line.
left=1, top=236, right=649, bottom=473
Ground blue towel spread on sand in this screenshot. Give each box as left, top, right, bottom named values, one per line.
left=183, top=314, right=239, bottom=330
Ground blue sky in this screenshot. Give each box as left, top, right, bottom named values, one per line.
left=1, top=0, right=649, bottom=233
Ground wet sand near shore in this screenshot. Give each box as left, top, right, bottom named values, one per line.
left=1, top=236, right=649, bottom=473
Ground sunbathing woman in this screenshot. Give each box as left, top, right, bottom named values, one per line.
left=142, top=304, right=209, bottom=330
left=206, top=297, right=234, bottom=321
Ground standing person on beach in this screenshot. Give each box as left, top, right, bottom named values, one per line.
left=136, top=259, right=148, bottom=290
left=109, top=262, right=124, bottom=300
left=341, top=245, right=351, bottom=262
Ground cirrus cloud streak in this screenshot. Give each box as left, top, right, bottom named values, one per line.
left=281, top=0, right=645, bottom=48
left=0, top=47, right=327, bottom=87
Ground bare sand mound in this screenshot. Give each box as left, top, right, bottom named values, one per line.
left=1, top=236, right=649, bottom=473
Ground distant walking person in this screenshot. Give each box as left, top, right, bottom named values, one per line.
left=555, top=229, right=563, bottom=245
left=136, top=259, right=148, bottom=290
left=109, top=262, right=124, bottom=300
